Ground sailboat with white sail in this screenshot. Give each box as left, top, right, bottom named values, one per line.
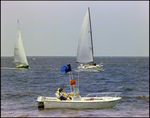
left=13, top=20, right=29, bottom=68
left=76, top=7, right=103, bottom=72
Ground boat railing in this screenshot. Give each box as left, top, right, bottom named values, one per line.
left=86, top=92, right=121, bottom=97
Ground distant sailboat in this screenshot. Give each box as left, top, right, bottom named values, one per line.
left=13, top=20, right=29, bottom=68
left=76, top=7, right=103, bottom=72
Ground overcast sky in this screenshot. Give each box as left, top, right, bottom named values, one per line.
left=1, top=1, right=149, bottom=57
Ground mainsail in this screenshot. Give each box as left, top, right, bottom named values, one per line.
left=14, top=20, right=28, bottom=65
left=76, top=7, right=94, bottom=64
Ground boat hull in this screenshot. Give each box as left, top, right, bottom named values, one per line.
left=37, top=96, right=121, bottom=109
left=77, top=65, right=104, bottom=72
left=16, top=65, right=29, bottom=68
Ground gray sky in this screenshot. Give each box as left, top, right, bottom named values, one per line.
left=1, top=1, right=149, bottom=56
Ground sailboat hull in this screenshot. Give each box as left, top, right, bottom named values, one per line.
left=16, top=63, right=29, bottom=68
left=77, top=68, right=104, bottom=72
left=77, top=64, right=104, bottom=72
left=16, top=65, right=29, bottom=68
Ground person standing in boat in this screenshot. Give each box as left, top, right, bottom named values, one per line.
left=58, top=88, right=76, bottom=100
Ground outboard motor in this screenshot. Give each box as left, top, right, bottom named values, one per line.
left=37, top=96, right=45, bottom=110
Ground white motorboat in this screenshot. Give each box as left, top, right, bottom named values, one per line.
left=76, top=7, right=103, bottom=72
left=37, top=93, right=121, bottom=109
left=37, top=64, right=122, bottom=109
left=13, top=20, right=29, bottom=68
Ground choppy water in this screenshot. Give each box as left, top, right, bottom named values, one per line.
left=1, top=56, right=149, bottom=117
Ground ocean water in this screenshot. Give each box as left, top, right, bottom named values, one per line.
left=1, top=56, right=149, bottom=117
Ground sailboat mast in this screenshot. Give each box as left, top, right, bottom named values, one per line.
left=17, top=20, right=20, bottom=29
left=88, top=7, right=94, bottom=63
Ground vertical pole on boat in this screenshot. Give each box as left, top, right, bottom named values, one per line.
left=69, top=72, right=72, bottom=92
left=17, top=19, right=20, bottom=29
left=88, top=7, right=94, bottom=63
left=78, top=71, right=79, bottom=92
left=71, top=72, right=75, bottom=91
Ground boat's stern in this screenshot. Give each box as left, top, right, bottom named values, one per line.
left=37, top=96, right=45, bottom=110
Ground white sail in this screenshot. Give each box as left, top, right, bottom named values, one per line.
left=14, top=20, right=28, bottom=65
left=76, top=8, right=94, bottom=63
